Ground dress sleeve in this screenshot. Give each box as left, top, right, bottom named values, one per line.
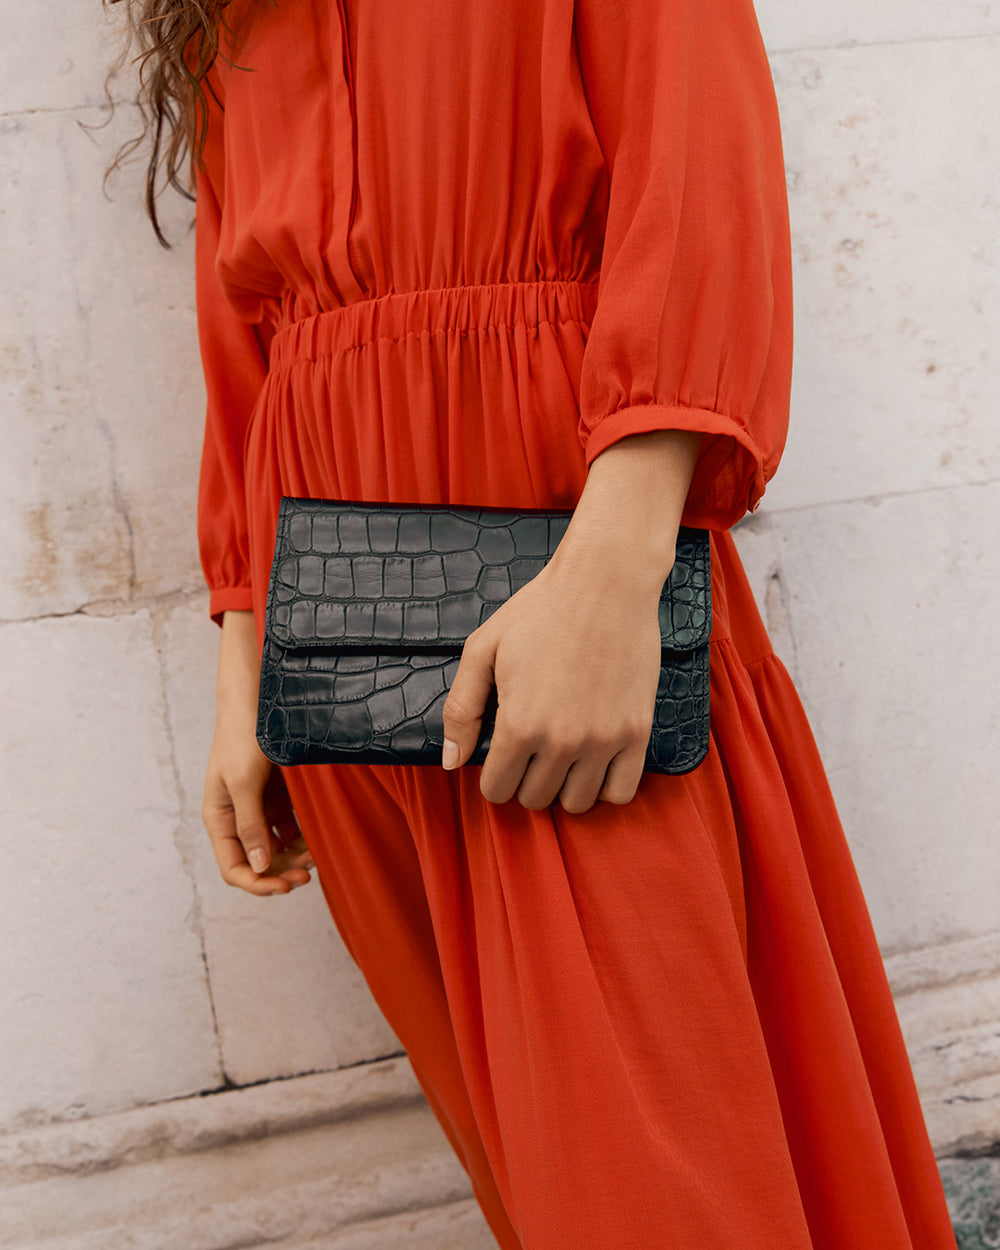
left=573, top=0, right=794, bottom=530
left=194, top=72, right=274, bottom=625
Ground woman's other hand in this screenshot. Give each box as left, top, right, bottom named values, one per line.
left=201, top=609, right=315, bottom=895
left=441, top=429, right=702, bottom=813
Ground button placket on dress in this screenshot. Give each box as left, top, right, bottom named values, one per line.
left=332, top=0, right=366, bottom=301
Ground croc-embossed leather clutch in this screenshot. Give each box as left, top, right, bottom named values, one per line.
left=256, top=498, right=711, bottom=774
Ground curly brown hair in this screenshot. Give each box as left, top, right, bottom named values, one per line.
left=104, top=0, right=250, bottom=246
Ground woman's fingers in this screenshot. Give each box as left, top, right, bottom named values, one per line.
left=441, top=630, right=497, bottom=768
left=478, top=710, right=536, bottom=804
left=555, top=755, right=616, bottom=815
left=265, top=837, right=314, bottom=885
left=203, top=794, right=285, bottom=896
left=514, top=750, right=589, bottom=811
left=273, top=823, right=313, bottom=863
left=479, top=710, right=631, bottom=813
left=227, top=770, right=277, bottom=876
left=262, top=767, right=295, bottom=829
left=269, top=827, right=316, bottom=876
left=205, top=812, right=311, bottom=895
left=263, top=771, right=313, bottom=865
left=597, top=746, right=647, bottom=807
left=203, top=758, right=313, bottom=895
left=498, top=738, right=645, bottom=814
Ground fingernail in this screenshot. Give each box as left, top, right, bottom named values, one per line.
left=442, top=739, right=460, bottom=770
left=249, top=848, right=268, bottom=873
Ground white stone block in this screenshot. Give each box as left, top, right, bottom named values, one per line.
left=160, top=598, right=401, bottom=1085
left=0, top=612, right=219, bottom=1129
left=755, top=0, right=1000, bottom=53
left=758, top=37, right=1000, bottom=515
left=0, top=2, right=123, bottom=115
left=886, top=933, right=1000, bottom=1153
left=730, top=517, right=802, bottom=684
left=0, top=1060, right=483, bottom=1250
left=761, top=483, right=1000, bottom=954
left=0, top=105, right=206, bottom=620
left=1, top=111, right=131, bottom=618
left=0, top=1058, right=422, bottom=1185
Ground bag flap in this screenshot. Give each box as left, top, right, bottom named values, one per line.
left=264, top=499, right=711, bottom=654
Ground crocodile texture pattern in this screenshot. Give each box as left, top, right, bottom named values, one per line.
left=257, top=498, right=712, bottom=774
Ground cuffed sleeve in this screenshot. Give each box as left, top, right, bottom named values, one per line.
left=573, top=0, right=793, bottom=530
left=194, top=71, right=274, bottom=626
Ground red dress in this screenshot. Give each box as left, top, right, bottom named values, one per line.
left=193, top=1, right=957, bottom=1246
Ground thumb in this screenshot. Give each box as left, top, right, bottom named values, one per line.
left=441, top=630, right=496, bottom=769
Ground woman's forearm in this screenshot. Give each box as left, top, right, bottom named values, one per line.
left=217, top=608, right=261, bottom=722
left=553, top=430, right=702, bottom=593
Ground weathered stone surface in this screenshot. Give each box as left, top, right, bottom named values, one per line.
left=753, top=483, right=1000, bottom=955
left=0, top=2, right=122, bottom=115
left=0, top=612, right=218, bottom=1130
left=886, top=934, right=1000, bottom=1154
left=939, top=1157, right=1000, bottom=1248
left=291, top=1200, right=498, bottom=1249
left=0, top=1059, right=487, bottom=1250
left=888, top=932, right=1000, bottom=999
left=730, top=517, right=802, bottom=685
left=160, top=597, right=401, bottom=1084
left=755, top=0, right=1000, bottom=51
left=0, top=1060, right=420, bottom=1187
left=0, top=105, right=204, bottom=621
left=1, top=111, right=131, bottom=618
left=759, top=36, right=999, bottom=515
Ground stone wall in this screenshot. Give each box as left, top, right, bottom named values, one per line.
left=1, top=2, right=996, bottom=1245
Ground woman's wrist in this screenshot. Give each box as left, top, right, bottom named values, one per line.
left=217, top=609, right=260, bottom=721
left=554, top=429, right=702, bottom=592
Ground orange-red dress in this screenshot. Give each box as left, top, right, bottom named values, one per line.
left=193, top=2, right=957, bottom=1246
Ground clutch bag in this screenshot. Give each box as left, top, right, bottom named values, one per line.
left=256, top=498, right=711, bottom=774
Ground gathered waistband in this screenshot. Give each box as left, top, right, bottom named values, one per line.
left=268, top=280, right=600, bottom=370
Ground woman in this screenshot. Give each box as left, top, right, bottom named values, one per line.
left=112, top=0, right=958, bottom=1245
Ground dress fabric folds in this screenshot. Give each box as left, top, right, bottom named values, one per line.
left=192, top=1, right=957, bottom=1246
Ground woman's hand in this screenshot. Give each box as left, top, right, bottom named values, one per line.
left=441, top=428, right=702, bottom=813
left=201, top=609, right=315, bottom=896
left=443, top=548, right=666, bottom=811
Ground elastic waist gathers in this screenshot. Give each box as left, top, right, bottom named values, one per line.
left=268, top=280, right=600, bottom=370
